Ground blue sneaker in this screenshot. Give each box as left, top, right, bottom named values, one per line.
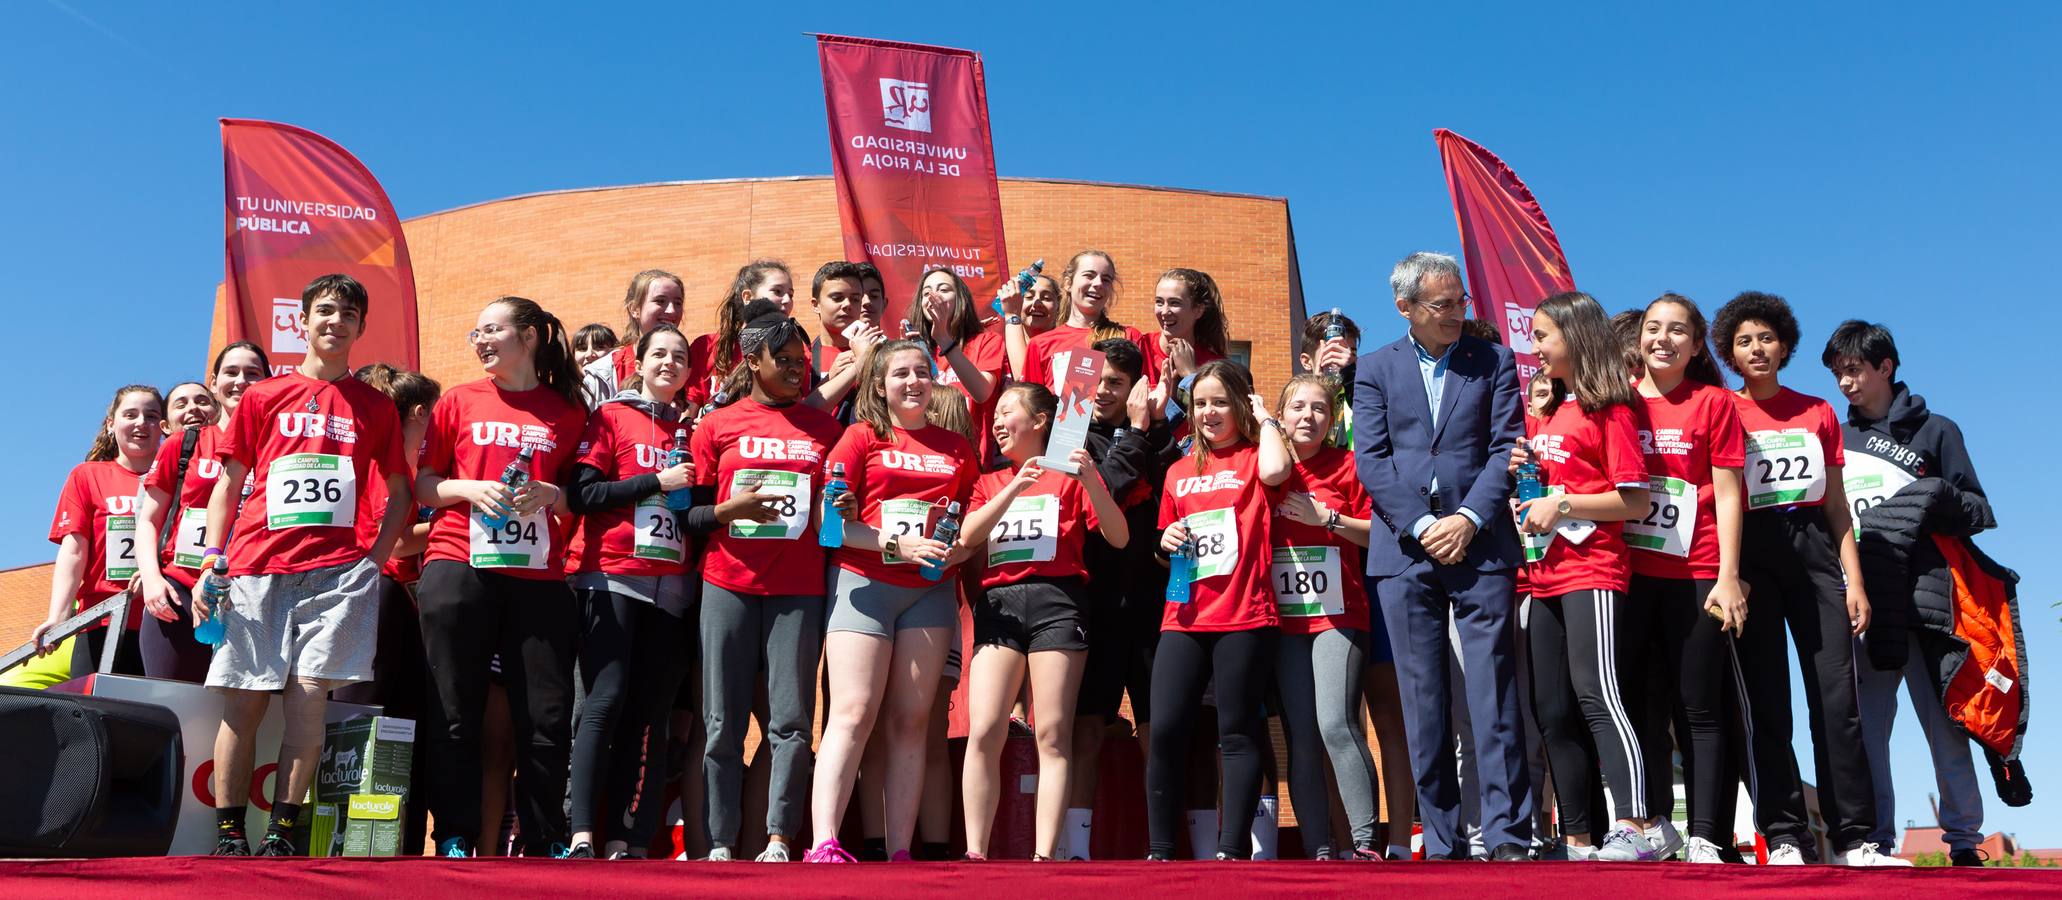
left=438, top=836, right=472, bottom=858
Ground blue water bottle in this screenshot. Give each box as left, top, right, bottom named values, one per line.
left=919, top=501, right=963, bottom=582
left=664, top=429, right=693, bottom=511
left=1516, top=459, right=1543, bottom=507
left=991, top=259, right=1045, bottom=315
left=193, top=558, right=230, bottom=646
left=479, top=446, right=535, bottom=530
left=1164, top=517, right=1195, bottom=604
left=818, top=463, right=848, bottom=548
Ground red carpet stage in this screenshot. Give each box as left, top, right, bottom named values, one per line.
left=4, top=857, right=2058, bottom=898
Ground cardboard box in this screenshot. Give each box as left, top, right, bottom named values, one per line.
left=309, top=715, right=415, bottom=857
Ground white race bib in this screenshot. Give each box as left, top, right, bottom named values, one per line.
left=265, top=452, right=357, bottom=529
left=469, top=509, right=550, bottom=569
left=1187, top=507, right=1239, bottom=581
left=1744, top=431, right=1826, bottom=510
left=1520, top=486, right=1594, bottom=563
left=1624, top=475, right=1696, bottom=558
left=1271, top=546, right=1344, bottom=617
left=172, top=507, right=210, bottom=570
left=104, top=515, right=138, bottom=582
left=987, top=494, right=1060, bottom=567
left=728, top=469, right=809, bottom=540
left=1844, top=453, right=1916, bottom=535
left=880, top=498, right=935, bottom=564
left=632, top=496, right=685, bottom=562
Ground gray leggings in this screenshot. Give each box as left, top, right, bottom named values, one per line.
left=700, top=582, right=825, bottom=846
left=1274, top=627, right=1378, bottom=852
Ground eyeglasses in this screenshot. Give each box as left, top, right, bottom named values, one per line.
left=468, top=324, right=509, bottom=342
left=1411, top=294, right=1470, bottom=316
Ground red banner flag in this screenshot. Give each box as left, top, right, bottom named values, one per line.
left=1434, top=128, right=1574, bottom=383
left=219, top=118, right=417, bottom=374
left=817, top=34, right=1009, bottom=331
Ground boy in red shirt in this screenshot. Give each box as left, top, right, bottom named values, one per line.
left=193, top=275, right=413, bottom=856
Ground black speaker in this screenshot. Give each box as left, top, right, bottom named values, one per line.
left=0, top=686, right=185, bottom=857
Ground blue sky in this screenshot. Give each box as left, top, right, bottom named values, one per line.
left=5, top=1, right=2058, bottom=849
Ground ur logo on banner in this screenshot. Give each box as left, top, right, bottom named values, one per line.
left=1503, top=302, right=1535, bottom=354
left=271, top=298, right=308, bottom=354
left=880, top=78, right=932, bottom=133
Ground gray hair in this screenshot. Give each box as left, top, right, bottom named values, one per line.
left=1390, top=251, right=1464, bottom=302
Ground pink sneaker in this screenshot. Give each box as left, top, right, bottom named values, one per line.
left=804, top=839, right=856, bottom=863
left=889, top=850, right=915, bottom=863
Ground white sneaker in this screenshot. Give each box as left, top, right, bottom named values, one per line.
left=1597, top=825, right=1661, bottom=862
left=1835, top=842, right=1914, bottom=867
left=1766, top=844, right=1806, bottom=865
left=1684, top=837, right=1724, bottom=864
left=706, top=846, right=734, bottom=861
left=1644, top=820, right=1684, bottom=860
left=1542, top=841, right=1599, bottom=861
left=755, top=842, right=790, bottom=863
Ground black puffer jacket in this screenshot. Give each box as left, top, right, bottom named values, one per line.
left=1857, top=477, right=1982, bottom=670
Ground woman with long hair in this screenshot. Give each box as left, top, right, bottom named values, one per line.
left=958, top=382, right=1129, bottom=860
left=805, top=340, right=978, bottom=863
left=1143, top=268, right=1231, bottom=386
left=997, top=271, right=1065, bottom=379
left=911, top=267, right=1008, bottom=463
left=415, top=296, right=589, bottom=858
left=1016, top=251, right=1145, bottom=391
left=693, top=300, right=845, bottom=862
left=29, top=384, right=166, bottom=677
left=1147, top=360, right=1289, bottom=860
left=692, top=260, right=794, bottom=410
left=1261, top=373, right=1382, bottom=859
left=1512, top=291, right=1655, bottom=861
left=1713, top=291, right=1902, bottom=866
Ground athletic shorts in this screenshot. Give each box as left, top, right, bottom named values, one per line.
left=206, top=556, right=381, bottom=691
left=827, top=568, right=958, bottom=637
left=975, top=577, right=1089, bottom=654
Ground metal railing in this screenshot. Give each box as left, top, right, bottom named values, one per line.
left=0, top=592, right=132, bottom=677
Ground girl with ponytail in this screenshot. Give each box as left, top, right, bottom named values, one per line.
left=692, top=260, right=794, bottom=410
left=1016, top=250, right=1145, bottom=391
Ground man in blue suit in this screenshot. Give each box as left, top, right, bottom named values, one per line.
left=1351, top=251, right=1531, bottom=861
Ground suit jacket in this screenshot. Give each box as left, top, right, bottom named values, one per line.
left=1351, top=333, right=1523, bottom=575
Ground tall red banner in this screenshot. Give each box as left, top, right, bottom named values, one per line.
left=817, top=35, right=1009, bottom=331
left=1435, top=128, right=1574, bottom=383
left=220, top=118, right=417, bottom=374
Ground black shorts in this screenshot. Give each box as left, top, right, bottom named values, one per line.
left=975, top=576, right=1089, bottom=654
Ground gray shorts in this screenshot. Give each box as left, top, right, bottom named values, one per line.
left=206, top=556, right=381, bottom=691
left=826, top=568, right=959, bottom=637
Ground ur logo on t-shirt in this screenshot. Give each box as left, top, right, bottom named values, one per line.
left=1173, top=470, right=1245, bottom=498
left=1531, top=433, right=1574, bottom=465
left=104, top=495, right=136, bottom=516
left=277, top=412, right=358, bottom=443
left=1638, top=428, right=1692, bottom=458
left=880, top=449, right=954, bottom=474
left=631, top=443, right=669, bottom=470
left=470, top=421, right=560, bottom=454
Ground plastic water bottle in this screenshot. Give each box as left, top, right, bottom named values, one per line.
left=1165, top=518, right=1195, bottom=604
left=992, top=259, right=1045, bottom=316
left=818, top=463, right=848, bottom=548
left=694, top=391, right=728, bottom=424
left=1516, top=458, right=1543, bottom=507
left=479, top=446, right=535, bottom=530
left=664, top=429, right=692, bottom=511
left=1321, top=307, right=1347, bottom=377
left=193, top=558, right=230, bottom=646
left=919, top=501, right=963, bottom=582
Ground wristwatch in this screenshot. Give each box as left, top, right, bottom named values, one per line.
left=1005, top=315, right=1024, bottom=326
left=885, top=534, right=902, bottom=559
left=1557, top=497, right=1573, bottom=516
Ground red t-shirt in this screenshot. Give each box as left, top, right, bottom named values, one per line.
left=968, top=464, right=1099, bottom=590
left=1270, top=447, right=1372, bottom=635
left=935, top=330, right=1008, bottom=464
left=1020, top=324, right=1146, bottom=391
left=49, top=461, right=147, bottom=630
left=1630, top=381, right=1746, bottom=580
left=1139, top=331, right=1226, bottom=386
left=567, top=401, right=691, bottom=578
left=825, top=421, right=978, bottom=588
left=1157, top=441, right=1281, bottom=632
left=685, top=332, right=726, bottom=410
left=143, top=425, right=229, bottom=589
left=1525, top=401, right=1646, bottom=596
left=692, top=399, right=847, bottom=596
left=1728, top=386, right=1845, bottom=512
left=218, top=373, right=408, bottom=577
left=419, top=379, right=588, bottom=580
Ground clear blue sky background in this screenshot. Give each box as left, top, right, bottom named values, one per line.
left=4, top=1, right=2057, bottom=850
